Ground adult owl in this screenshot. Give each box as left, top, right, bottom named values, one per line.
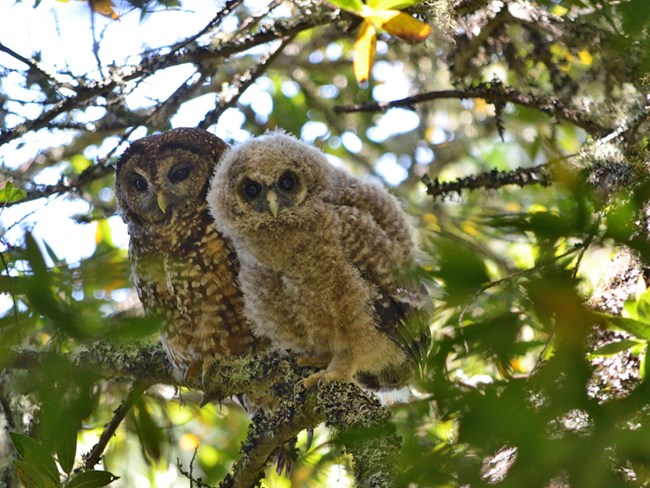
left=114, top=128, right=267, bottom=382
left=207, top=130, right=428, bottom=389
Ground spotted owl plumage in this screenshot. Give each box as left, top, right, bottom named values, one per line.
left=207, top=130, right=429, bottom=389
left=114, top=128, right=266, bottom=380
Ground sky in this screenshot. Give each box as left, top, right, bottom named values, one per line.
left=0, top=0, right=420, bottom=271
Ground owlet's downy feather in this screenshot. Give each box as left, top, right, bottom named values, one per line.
left=207, top=130, right=430, bottom=389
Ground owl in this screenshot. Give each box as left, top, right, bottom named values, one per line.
left=207, top=130, right=428, bottom=389
left=114, top=128, right=267, bottom=382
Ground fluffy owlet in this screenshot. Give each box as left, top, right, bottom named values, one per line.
left=114, top=128, right=267, bottom=381
left=207, top=131, right=428, bottom=388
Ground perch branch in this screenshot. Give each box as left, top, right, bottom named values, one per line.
left=334, top=82, right=610, bottom=136
left=220, top=382, right=398, bottom=488
left=5, top=345, right=399, bottom=487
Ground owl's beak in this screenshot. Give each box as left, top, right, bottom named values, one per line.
left=266, top=189, right=279, bottom=218
left=156, top=192, right=168, bottom=214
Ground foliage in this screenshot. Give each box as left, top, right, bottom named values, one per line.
left=1, top=0, right=650, bottom=487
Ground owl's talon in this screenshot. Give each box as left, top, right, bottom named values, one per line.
left=183, top=361, right=202, bottom=384
left=297, top=369, right=355, bottom=390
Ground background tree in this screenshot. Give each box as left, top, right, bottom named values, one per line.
left=1, top=0, right=650, bottom=487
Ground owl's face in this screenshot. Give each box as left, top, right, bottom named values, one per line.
left=208, top=131, right=333, bottom=238
left=116, top=128, right=228, bottom=227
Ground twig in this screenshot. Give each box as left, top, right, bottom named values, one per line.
left=0, top=9, right=339, bottom=147
left=198, top=36, right=294, bottom=129
left=169, top=0, right=242, bottom=51
left=334, top=82, right=610, bottom=136
left=0, top=42, right=71, bottom=91
left=422, top=164, right=552, bottom=200
left=0, top=250, right=19, bottom=327
left=2, top=127, right=140, bottom=208
left=458, top=243, right=586, bottom=327
left=82, top=383, right=144, bottom=470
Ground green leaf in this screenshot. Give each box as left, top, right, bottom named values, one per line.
left=65, top=470, right=119, bottom=488
left=24, top=232, right=49, bottom=283
left=434, top=238, right=490, bottom=306
left=70, top=154, right=92, bottom=173
left=589, top=339, right=644, bottom=358
left=13, top=460, right=59, bottom=488
left=131, top=398, right=163, bottom=463
left=0, top=182, right=27, bottom=203
left=10, top=433, right=61, bottom=486
left=636, top=288, right=650, bottom=321
left=368, top=0, right=419, bottom=10
left=619, top=0, right=650, bottom=37
left=597, top=312, right=650, bottom=341
left=56, top=428, right=77, bottom=475
left=327, top=0, right=364, bottom=13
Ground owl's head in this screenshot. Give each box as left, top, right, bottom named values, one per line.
left=208, top=130, right=335, bottom=239
left=115, top=128, right=228, bottom=226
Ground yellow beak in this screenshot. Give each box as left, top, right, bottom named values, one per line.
left=156, top=192, right=168, bottom=213
left=267, top=189, right=279, bottom=218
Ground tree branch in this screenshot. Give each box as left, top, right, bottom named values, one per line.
left=333, top=82, right=610, bottom=136
left=422, top=164, right=553, bottom=200
left=220, top=382, right=398, bottom=488
left=82, top=383, right=144, bottom=470
left=0, top=5, right=341, bottom=147
left=198, top=36, right=294, bottom=129
left=4, top=344, right=398, bottom=487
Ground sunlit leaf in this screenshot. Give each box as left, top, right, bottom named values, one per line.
left=10, top=433, right=61, bottom=486
left=368, top=0, right=419, bottom=9
left=0, top=181, right=27, bottom=203
left=368, top=10, right=431, bottom=43
left=326, top=0, right=364, bottom=12
left=598, top=312, right=650, bottom=341
left=589, top=339, right=645, bottom=358
left=577, top=50, right=593, bottom=65
left=65, top=470, right=119, bottom=488
left=635, top=288, right=650, bottom=322
left=353, top=20, right=377, bottom=84
left=70, top=154, right=92, bottom=173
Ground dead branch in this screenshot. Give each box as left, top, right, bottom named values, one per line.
left=334, top=82, right=611, bottom=136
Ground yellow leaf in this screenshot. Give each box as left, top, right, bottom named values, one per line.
left=461, top=220, right=480, bottom=237
left=578, top=50, right=593, bottom=65
left=368, top=10, right=431, bottom=43
left=90, top=0, right=119, bottom=20
left=353, top=20, right=377, bottom=84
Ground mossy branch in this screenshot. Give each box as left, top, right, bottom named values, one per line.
left=4, top=344, right=399, bottom=487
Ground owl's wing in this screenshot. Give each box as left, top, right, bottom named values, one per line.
left=329, top=175, right=415, bottom=255
left=130, top=243, right=194, bottom=376
left=334, top=200, right=430, bottom=386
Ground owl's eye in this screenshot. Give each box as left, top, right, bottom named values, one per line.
left=242, top=181, right=262, bottom=200
left=133, top=176, right=148, bottom=192
left=277, top=172, right=297, bottom=193
left=169, top=166, right=191, bottom=183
